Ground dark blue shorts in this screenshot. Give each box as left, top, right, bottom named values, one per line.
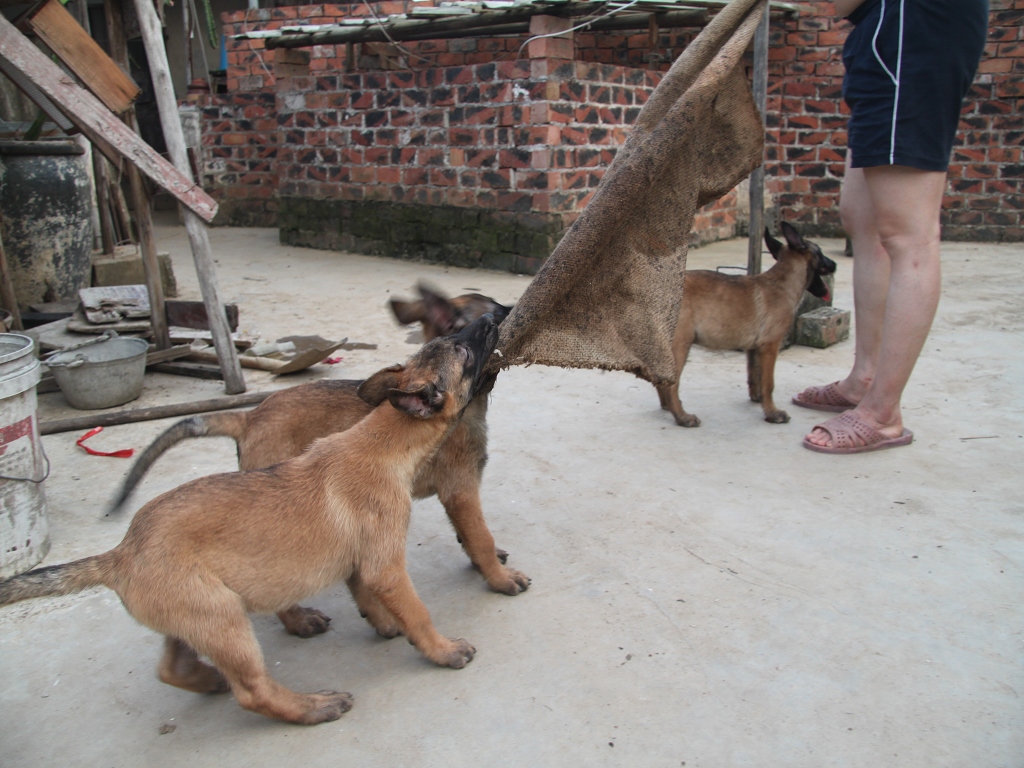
left=842, top=0, right=989, bottom=172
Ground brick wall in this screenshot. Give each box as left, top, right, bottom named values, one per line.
left=273, top=59, right=665, bottom=271
left=198, top=1, right=736, bottom=266
left=196, top=0, right=1023, bottom=263
left=199, top=90, right=279, bottom=226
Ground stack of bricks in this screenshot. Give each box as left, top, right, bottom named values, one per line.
left=195, top=0, right=1022, bottom=271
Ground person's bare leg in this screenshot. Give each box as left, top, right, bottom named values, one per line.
left=806, top=165, right=946, bottom=448
left=838, top=162, right=890, bottom=402
left=795, top=161, right=889, bottom=410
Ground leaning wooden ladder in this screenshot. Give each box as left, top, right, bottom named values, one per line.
left=0, top=2, right=245, bottom=393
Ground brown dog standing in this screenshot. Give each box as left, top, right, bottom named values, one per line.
left=656, top=221, right=837, bottom=427
left=109, top=286, right=528, bottom=639
left=0, top=314, right=501, bottom=725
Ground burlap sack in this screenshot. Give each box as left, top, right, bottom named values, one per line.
left=494, top=0, right=766, bottom=385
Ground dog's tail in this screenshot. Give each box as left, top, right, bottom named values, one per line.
left=0, top=555, right=110, bottom=608
left=107, top=411, right=249, bottom=516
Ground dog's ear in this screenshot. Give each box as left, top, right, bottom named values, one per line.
left=388, top=383, right=445, bottom=419
left=764, top=227, right=783, bottom=260
left=357, top=364, right=405, bottom=406
left=419, top=285, right=458, bottom=337
left=779, top=221, right=807, bottom=251
left=390, top=298, right=426, bottom=326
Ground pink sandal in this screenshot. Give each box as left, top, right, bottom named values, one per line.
left=803, top=411, right=913, bottom=454
left=792, top=382, right=858, bottom=413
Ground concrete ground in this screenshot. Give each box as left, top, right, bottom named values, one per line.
left=1, top=221, right=1021, bottom=767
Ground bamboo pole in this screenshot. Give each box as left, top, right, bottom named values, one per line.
left=132, top=0, right=246, bottom=393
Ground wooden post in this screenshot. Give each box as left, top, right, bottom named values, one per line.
left=127, top=157, right=172, bottom=346
left=183, top=0, right=193, bottom=86
left=92, top=153, right=117, bottom=255
left=132, top=0, right=245, bottom=394
left=0, top=226, right=24, bottom=331
left=747, top=0, right=769, bottom=277
left=103, top=0, right=170, bottom=350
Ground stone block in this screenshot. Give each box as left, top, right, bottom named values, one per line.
left=91, top=249, right=177, bottom=298
left=784, top=273, right=834, bottom=347
left=794, top=306, right=851, bottom=349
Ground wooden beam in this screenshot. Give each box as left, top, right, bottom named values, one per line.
left=747, top=0, right=769, bottom=276
left=0, top=51, right=76, bottom=134
left=266, top=8, right=707, bottom=48
left=0, top=226, right=24, bottom=330
left=38, top=391, right=274, bottom=435
left=23, top=0, right=140, bottom=115
left=131, top=0, right=246, bottom=394
left=92, top=153, right=116, bottom=255
left=0, top=13, right=218, bottom=223
left=101, top=0, right=170, bottom=349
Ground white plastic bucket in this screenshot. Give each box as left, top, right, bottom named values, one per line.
left=0, top=333, right=49, bottom=579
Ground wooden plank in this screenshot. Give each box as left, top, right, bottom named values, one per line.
left=150, top=360, right=223, bottom=379
left=128, top=157, right=171, bottom=347
left=100, top=0, right=168, bottom=349
left=0, top=226, right=24, bottom=329
left=0, top=52, right=76, bottom=133
left=24, top=0, right=140, bottom=115
left=131, top=0, right=246, bottom=394
left=144, top=344, right=194, bottom=366
left=0, top=13, right=218, bottom=223
left=186, top=350, right=286, bottom=372
left=165, top=300, right=239, bottom=331
left=92, top=153, right=116, bottom=254
left=265, top=7, right=706, bottom=48
left=38, top=391, right=274, bottom=435
left=747, top=0, right=768, bottom=277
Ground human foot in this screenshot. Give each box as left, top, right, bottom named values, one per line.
left=792, top=381, right=860, bottom=412
left=803, top=411, right=913, bottom=454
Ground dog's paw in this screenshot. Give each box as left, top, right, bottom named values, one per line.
left=674, top=413, right=701, bottom=428
left=359, top=609, right=402, bottom=638
left=765, top=409, right=790, bottom=424
left=495, top=547, right=509, bottom=564
left=438, top=638, right=476, bottom=669
left=279, top=606, right=332, bottom=638
left=206, top=672, right=232, bottom=695
left=301, top=691, right=354, bottom=724
left=489, top=568, right=531, bottom=596
left=374, top=621, right=403, bottom=640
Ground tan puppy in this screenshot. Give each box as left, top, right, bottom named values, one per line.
left=0, top=315, right=501, bottom=725
left=109, top=286, right=527, bottom=639
left=656, top=221, right=837, bottom=427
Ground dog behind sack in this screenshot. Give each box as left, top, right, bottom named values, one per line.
left=655, top=221, right=837, bottom=427
left=0, top=314, right=501, bottom=725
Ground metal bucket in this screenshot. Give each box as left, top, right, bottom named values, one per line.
left=47, top=335, right=148, bottom=410
left=0, top=333, right=49, bottom=579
